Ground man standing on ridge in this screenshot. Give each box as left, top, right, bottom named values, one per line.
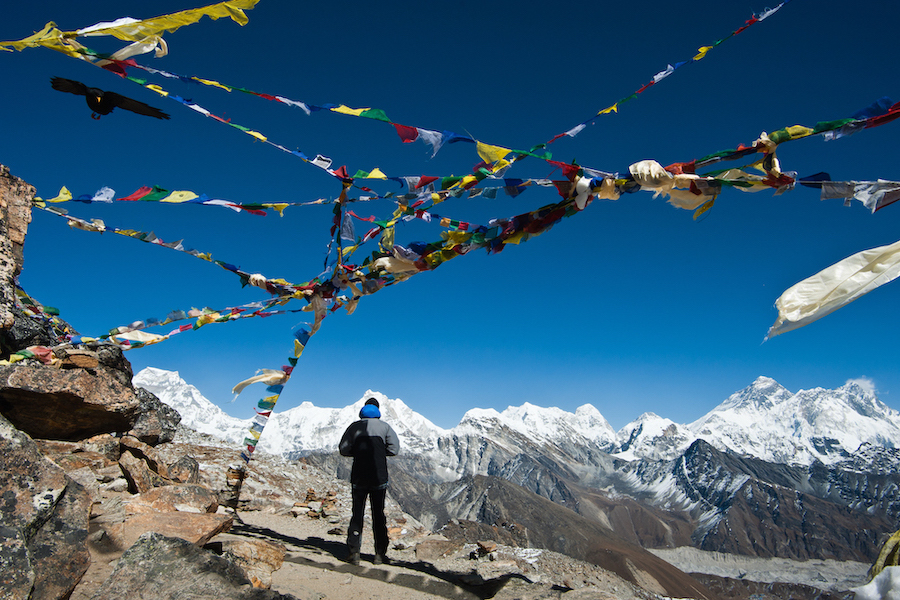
left=339, top=397, right=400, bottom=566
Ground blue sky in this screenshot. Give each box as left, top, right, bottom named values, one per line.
left=1, top=0, right=899, bottom=430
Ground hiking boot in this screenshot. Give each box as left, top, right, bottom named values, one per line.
left=347, top=552, right=360, bottom=566
left=373, top=553, right=390, bottom=565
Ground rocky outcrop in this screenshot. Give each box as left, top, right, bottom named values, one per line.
left=0, top=363, right=176, bottom=442
left=0, top=165, right=58, bottom=358
left=91, top=533, right=300, bottom=600
left=7, top=422, right=301, bottom=600
left=0, top=165, right=178, bottom=448
left=0, top=165, right=32, bottom=330
left=0, top=165, right=287, bottom=600
left=0, top=412, right=91, bottom=600
left=130, top=386, right=181, bottom=444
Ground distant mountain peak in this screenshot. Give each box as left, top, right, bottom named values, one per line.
left=714, top=376, right=791, bottom=412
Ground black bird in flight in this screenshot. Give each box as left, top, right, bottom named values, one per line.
left=50, top=77, right=171, bottom=120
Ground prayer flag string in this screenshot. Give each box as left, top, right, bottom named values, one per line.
left=544, top=1, right=794, bottom=147
left=33, top=183, right=332, bottom=215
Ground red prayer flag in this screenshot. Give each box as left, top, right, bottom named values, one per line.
left=332, top=165, right=350, bottom=180
left=865, top=102, right=900, bottom=128
left=119, top=186, right=153, bottom=201
left=415, top=176, right=439, bottom=189
left=393, top=123, right=419, bottom=143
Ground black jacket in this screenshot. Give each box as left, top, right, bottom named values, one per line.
left=339, top=417, right=399, bottom=488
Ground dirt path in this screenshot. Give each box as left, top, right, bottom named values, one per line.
left=226, top=511, right=481, bottom=600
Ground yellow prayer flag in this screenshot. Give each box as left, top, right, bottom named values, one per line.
left=0, top=22, right=63, bottom=52
left=443, top=231, right=471, bottom=246
left=477, top=141, right=511, bottom=165
left=332, top=105, right=369, bottom=117
left=146, top=84, right=169, bottom=97
left=505, top=231, right=526, bottom=245
left=693, top=198, right=715, bottom=220
left=694, top=45, right=713, bottom=60
left=78, top=0, right=261, bottom=42
left=458, top=175, right=477, bottom=188
left=192, top=77, right=233, bottom=92
left=367, top=167, right=387, bottom=179
left=159, top=191, right=199, bottom=203
left=490, top=159, right=511, bottom=174
left=266, top=203, right=289, bottom=216
left=44, top=186, right=73, bottom=203
left=784, top=125, right=814, bottom=140
left=195, top=312, right=221, bottom=326
left=597, top=104, right=618, bottom=116
left=246, top=130, right=267, bottom=142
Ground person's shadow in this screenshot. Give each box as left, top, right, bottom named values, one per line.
left=228, top=521, right=531, bottom=600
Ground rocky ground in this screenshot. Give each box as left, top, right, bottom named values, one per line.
left=64, top=425, right=660, bottom=600
left=60, top=425, right=868, bottom=600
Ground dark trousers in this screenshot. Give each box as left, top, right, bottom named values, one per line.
left=347, top=486, right=388, bottom=555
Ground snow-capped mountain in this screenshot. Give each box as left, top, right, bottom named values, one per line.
left=609, top=376, right=900, bottom=466
left=457, top=403, right=616, bottom=449
left=132, top=368, right=447, bottom=457
left=614, top=412, right=693, bottom=461
left=133, top=367, right=250, bottom=442
left=689, top=376, right=900, bottom=466
left=135, top=367, right=900, bottom=470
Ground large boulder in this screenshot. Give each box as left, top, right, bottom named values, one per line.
left=126, top=484, right=220, bottom=515
left=0, top=363, right=179, bottom=443
left=105, top=512, right=234, bottom=551
left=0, top=412, right=91, bottom=600
left=91, top=532, right=304, bottom=600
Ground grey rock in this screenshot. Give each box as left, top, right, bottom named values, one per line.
left=0, top=412, right=90, bottom=600
left=90, top=532, right=303, bottom=600
left=0, top=306, right=59, bottom=356
left=127, top=387, right=180, bottom=445
left=0, top=524, right=33, bottom=600
left=28, top=480, right=91, bottom=600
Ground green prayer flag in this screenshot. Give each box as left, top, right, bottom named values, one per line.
left=360, top=108, right=390, bottom=122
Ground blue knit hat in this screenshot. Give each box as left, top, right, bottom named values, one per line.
left=360, top=404, right=380, bottom=419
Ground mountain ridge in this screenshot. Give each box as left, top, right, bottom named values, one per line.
left=134, top=367, right=900, bottom=565
left=133, top=367, right=900, bottom=469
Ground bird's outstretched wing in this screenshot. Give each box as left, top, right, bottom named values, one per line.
left=105, top=92, right=171, bottom=120
left=50, top=76, right=170, bottom=120
left=50, top=77, right=88, bottom=96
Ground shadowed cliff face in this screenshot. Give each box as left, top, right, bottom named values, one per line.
left=0, top=165, right=32, bottom=321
